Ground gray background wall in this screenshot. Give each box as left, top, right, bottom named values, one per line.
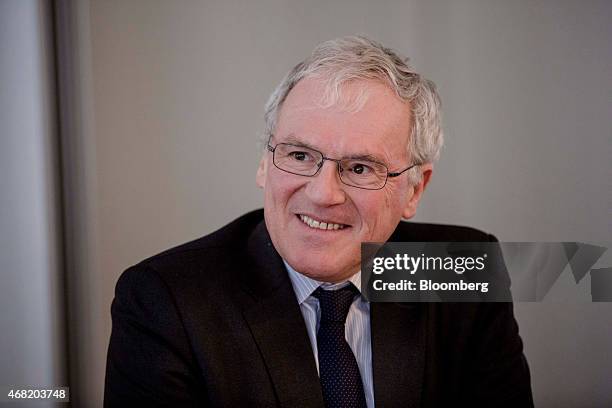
left=1, top=0, right=610, bottom=406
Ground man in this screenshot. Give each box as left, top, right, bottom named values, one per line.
left=105, top=36, right=533, bottom=407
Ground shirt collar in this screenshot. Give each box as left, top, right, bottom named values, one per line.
left=283, top=260, right=362, bottom=305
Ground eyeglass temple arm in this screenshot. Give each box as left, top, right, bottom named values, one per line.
left=388, top=163, right=418, bottom=178
left=266, top=134, right=275, bottom=151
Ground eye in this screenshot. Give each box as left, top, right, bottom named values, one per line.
left=289, top=150, right=313, bottom=161
left=349, top=162, right=373, bottom=175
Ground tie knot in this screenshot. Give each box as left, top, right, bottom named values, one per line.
left=313, top=284, right=359, bottom=323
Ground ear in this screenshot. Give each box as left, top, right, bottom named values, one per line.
left=402, top=163, right=433, bottom=219
left=256, top=155, right=268, bottom=188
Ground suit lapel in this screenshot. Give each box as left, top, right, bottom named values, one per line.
left=239, top=221, right=324, bottom=408
left=371, top=302, right=426, bottom=408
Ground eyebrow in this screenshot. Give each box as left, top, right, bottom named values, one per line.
left=280, top=134, right=388, bottom=165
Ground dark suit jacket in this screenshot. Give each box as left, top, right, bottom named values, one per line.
left=104, top=209, right=533, bottom=407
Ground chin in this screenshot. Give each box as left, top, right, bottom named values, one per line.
left=287, top=251, right=359, bottom=283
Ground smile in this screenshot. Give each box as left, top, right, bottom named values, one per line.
left=299, top=214, right=347, bottom=230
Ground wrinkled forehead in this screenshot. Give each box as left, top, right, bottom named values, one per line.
left=291, top=74, right=400, bottom=114
left=275, top=76, right=413, bottom=163
left=277, top=76, right=412, bottom=132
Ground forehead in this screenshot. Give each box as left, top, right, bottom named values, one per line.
left=275, top=77, right=412, bottom=162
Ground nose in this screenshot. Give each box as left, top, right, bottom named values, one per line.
left=304, top=160, right=346, bottom=206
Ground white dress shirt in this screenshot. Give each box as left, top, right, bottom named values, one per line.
left=284, top=261, right=374, bottom=408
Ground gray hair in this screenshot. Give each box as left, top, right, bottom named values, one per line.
left=263, top=35, right=443, bottom=184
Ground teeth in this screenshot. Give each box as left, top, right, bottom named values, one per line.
left=299, top=215, right=345, bottom=230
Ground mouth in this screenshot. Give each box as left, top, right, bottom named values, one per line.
left=298, top=214, right=349, bottom=231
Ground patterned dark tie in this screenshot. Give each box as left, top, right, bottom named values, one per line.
left=313, top=285, right=367, bottom=408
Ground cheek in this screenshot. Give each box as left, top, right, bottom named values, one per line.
left=356, top=187, right=407, bottom=237
left=384, top=182, right=411, bottom=212
left=265, top=171, right=303, bottom=207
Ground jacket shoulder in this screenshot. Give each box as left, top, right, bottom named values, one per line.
left=116, top=209, right=265, bottom=292
left=140, top=209, right=264, bottom=268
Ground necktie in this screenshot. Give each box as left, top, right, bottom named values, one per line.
left=313, top=285, right=367, bottom=408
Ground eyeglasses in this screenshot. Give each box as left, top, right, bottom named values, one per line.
left=267, top=137, right=417, bottom=190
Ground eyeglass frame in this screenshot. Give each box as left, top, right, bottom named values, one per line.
left=266, top=135, right=418, bottom=190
